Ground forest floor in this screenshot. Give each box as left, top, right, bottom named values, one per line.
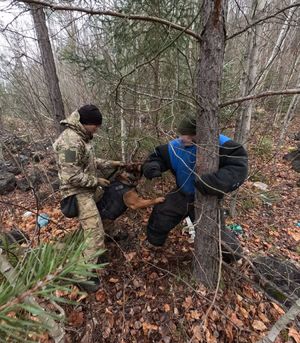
left=0, top=116, right=299, bottom=343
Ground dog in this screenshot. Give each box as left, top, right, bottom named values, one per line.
left=97, top=164, right=165, bottom=222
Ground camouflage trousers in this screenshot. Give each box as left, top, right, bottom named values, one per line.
left=76, top=191, right=104, bottom=265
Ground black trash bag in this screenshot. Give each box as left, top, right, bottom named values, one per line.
left=60, top=195, right=78, bottom=218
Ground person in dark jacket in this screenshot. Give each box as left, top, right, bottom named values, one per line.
left=142, top=116, right=248, bottom=253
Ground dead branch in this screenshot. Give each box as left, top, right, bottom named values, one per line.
left=17, top=0, right=201, bottom=40
left=227, top=2, right=300, bottom=40
left=220, top=88, right=300, bottom=108
left=258, top=298, right=300, bottom=343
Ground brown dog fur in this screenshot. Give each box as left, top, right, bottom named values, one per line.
left=113, top=165, right=165, bottom=210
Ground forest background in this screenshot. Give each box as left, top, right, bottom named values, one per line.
left=0, top=0, right=299, bottom=342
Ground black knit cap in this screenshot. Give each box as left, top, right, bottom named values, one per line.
left=177, top=116, right=196, bottom=135
left=78, top=104, right=102, bottom=126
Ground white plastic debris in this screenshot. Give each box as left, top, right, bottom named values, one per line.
left=23, top=211, right=33, bottom=218
left=185, top=216, right=195, bottom=241
left=253, top=182, right=268, bottom=191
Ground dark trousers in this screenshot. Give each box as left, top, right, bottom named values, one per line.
left=147, top=189, right=194, bottom=246
left=147, top=189, right=242, bottom=262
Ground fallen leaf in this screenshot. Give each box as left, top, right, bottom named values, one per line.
left=163, top=304, right=171, bottom=312
left=95, top=289, right=106, bottom=302
left=230, top=313, right=243, bottom=327
left=182, top=296, right=193, bottom=309
left=252, top=320, right=267, bottom=331
left=68, top=311, right=84, bottom=327
left=55, top=289, right=68, bottom=297
left=209, top=310, right=219, bottom=321
left=149, top=272, right=158, bottom=279
left=109, top=277, right=119, bottom=283
left=258, top=312, right=270, bottom=323
left=192, top=325, right=202, bottom=340
left=205, top=327, right=217, bottom=343
left=236, top=294, right=243, bottom=303
left=225, top=323, right=234, bottom=343
left=289, top=327, right=300, bottom=343
left=239, top=307, right=249, bottom=319
left=271, top=302, right=285, bottom=315
left=142, top=322, right=158, bottom=334
left=68, top=286, right=79, bottom=301
left=288, top=230, right=300, bottom=242
left=190, top=310, right=201, bottom=320
left=125, top=252, right=136, bottom=261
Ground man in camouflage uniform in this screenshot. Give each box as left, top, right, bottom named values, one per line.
left=53, top=104, right=123, bottom=292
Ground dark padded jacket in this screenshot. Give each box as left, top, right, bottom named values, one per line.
left=142, top=136, right=248, bottom=197
left=96, top=181, right=134, bottom=220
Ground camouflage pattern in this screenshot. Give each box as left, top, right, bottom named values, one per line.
left=76, top=192, right=105, bottom=259
left=53, top=110, right=117, bottom=265
left=53, top=110, right=115, bottom=198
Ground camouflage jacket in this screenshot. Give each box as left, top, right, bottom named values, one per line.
left=53, top=111, right=114, bottom=199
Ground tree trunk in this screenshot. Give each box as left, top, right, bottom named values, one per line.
left=193, top=0, right=227, bottom=288
left=279, top=90, right=300, bottom=142
left=0, top=143, right=3, bottom=161
left=234, top=0, right=266, bottom=146
left=29, top=4, right=65, bottom=133
left=275, top=53, right=300, bottom=125
left=120, top=89, right=126, bottom=162
left=258, top=0, right=297, bottom=89
left=152, top=57, right=161, bottom=139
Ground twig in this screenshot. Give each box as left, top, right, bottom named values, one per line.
left=227, top=2, right=300, bottom=40
left=17, top=0, right=201, bottom=40
left=220, top=88, right=300, bottom=108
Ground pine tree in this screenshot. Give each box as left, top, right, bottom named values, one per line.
left=0, top=230, right=104, bottom=342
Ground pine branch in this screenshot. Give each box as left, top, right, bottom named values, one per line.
left=0, top=232, right=104, bottom=341
left=0, top=248, right=65, bottom=342
left=17, top=0, right=201, bottom=40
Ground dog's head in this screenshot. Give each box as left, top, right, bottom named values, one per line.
left=114, top=164, right=142, bottom=186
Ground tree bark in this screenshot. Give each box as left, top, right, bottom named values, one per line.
left=29, top=3, right=65, bottom=133
left=193, top=0, right=227, bottom=288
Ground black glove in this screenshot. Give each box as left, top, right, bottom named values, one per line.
left=195, top=177, right=224, bottom=199
left=142, top=162, right=162, bottom=179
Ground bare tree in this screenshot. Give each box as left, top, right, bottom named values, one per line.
left=258, top=0, right=298, bottom=89
left=29, top=3, right=65, bottom=132
left=279, top=70, right=300, bottom=142
left=234, top=0, right=267, bottom=146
